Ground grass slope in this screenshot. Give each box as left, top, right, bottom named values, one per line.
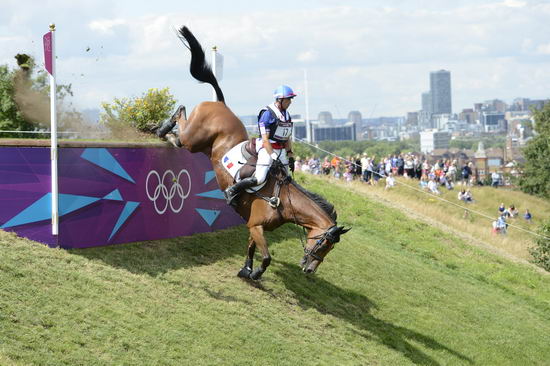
left=336, top=176, right=550, bottom=261
left=1, top=174, right=550, bottom=365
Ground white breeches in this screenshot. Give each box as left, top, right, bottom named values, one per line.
left=254, top=139, right=288, bottom=185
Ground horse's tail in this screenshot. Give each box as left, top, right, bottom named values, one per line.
left=177, top=26, right=225, bottom=104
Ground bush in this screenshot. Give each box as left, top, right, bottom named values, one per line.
left=100, top=87, right=176, bottom=137
left=529, top=220, right=550, bottom=271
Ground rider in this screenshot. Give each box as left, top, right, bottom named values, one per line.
left=224, top=85, right=296, bottom=206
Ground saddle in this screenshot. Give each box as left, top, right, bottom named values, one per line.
left=238, top=138, right=258, bottom=180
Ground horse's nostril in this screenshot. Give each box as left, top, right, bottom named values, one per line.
left=305, top=268, right=314, bottom=273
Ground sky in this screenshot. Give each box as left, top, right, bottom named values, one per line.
left=1, top=0, right=550, bottom=120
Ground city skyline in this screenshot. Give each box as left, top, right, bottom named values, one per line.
left=2, top=1, right=550, bottom=118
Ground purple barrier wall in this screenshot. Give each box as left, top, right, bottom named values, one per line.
left=0, top=144, right=243, bottom=248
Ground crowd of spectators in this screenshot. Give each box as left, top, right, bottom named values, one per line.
left=492, top=202, right=532, bottom=235
left=292, top=153, right=535, bottom=236
left=292, top=153, right=478, bottom=193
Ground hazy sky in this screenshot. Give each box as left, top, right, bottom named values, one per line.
left=1, top=0, right=549, bottom=119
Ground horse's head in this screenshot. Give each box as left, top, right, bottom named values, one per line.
left=300, top=225, right=351, bottom=274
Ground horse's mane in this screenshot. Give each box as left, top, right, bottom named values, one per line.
left=290, top=181, right=337, bottom=222
left=177, top=26, right=225, bottom=104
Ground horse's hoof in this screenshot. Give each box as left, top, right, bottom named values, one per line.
left=249, top=268, right=264, bottom=281
left=237, top=267, right=252, bottom=278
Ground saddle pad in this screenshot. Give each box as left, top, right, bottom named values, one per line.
left=221, top=142, right=267, bottom=193
left=221, top=141, right=247, bottom=179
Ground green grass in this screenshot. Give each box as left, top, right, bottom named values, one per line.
left=1, top=173, right=550, bottom=365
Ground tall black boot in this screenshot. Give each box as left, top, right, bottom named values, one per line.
left=224, top=177, right=258, bottom=206
left=156, top=105, right=185, bottom=138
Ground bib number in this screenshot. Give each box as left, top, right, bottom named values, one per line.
left=273, top=124, right=292, bottom=140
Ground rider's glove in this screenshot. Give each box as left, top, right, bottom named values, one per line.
left=270, top=152, right=279, bottom=161
left=288, top=156, right=295, bottom=173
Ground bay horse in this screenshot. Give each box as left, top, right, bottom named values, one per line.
left=170, top=26, right=349, bottom=280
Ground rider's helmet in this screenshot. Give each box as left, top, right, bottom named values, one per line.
left=273, top=85, right=297, bottom=100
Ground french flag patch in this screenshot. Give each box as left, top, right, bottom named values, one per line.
left=224, top=156, right=234, bottom=169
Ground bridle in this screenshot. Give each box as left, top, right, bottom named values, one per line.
left=303, top=225, right=342, bottom=263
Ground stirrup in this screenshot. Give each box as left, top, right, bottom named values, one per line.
left=224, top=188, right=238, bottom=207
left=268, top=197, right=280, bottom=208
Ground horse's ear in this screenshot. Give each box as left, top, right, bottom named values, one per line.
left=339, top=226, right=351, bottom=234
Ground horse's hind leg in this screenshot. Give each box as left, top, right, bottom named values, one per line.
left=237, top=236, right=255, bottom=278
left=247, top=225, right=271, bottom=280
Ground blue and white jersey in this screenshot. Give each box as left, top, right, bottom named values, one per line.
left=257, top=103, right=293, bottom=144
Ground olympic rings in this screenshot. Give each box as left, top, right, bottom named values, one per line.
left=146, top=169, right=191, bottom=214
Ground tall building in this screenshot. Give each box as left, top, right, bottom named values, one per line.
left=318, top=111, right=333, bottom=125
left=348, top=111, right=362, bottom=124
left=421, top=91, right=432, bottom=114
left=430, top=70, right=452, bottom=114
left=420, top=130, right=451, bottom=153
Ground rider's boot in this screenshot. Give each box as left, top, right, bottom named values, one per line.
left=224, top=177, right=258, bottom=206
left=156, top=105, right=186, bottom=138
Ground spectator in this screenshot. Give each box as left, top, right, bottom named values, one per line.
left=495, top=215, right=508, bottom=234
left=524, top=209, right=532, bottom=223
left=302, top=157, right=311, bottom=173
left=440, top=174, right=453, bottom=190
left=404, top=155, right=414, bottom=178
left=498, top=202, right=506, bottom=214
left=321, top=157, right=331, bottom=175
left=414, top=156, right=422, bottom=179
left=385, top=172, right=396, bottom=190
left=385, top=157, right=393, bottom=177
left=491, top=171, right=500, bottom=188
left=508, top=205, right=518, bottom=218
left=308, top=156, right=319, bottom=175
left=331, top=156, right=341, bottom=178
left=397, top=154, right=404, bottom=176
left=343, top=159, right=354, bottom=182
left=461, top=163, right=472, bottom=186
left=360, top=154, right=370, bottom=183
left=354, top=155, right=362, bottom=180
left=419, top=174, right=429, bottom=191
left=464, top=189, right=474, bottom=203
left=427, top=178, right=440, bottom=195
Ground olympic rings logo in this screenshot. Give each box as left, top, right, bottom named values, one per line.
left=146, top=169, right=191, bottom=214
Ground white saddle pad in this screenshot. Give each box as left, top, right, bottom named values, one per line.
left=221, top=141, right=266, bottom=193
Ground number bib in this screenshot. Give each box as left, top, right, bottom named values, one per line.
left=273, top=121, right=292, bottom=141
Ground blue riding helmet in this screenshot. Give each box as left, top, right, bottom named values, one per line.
left=273, top=85, right=297, bottom=100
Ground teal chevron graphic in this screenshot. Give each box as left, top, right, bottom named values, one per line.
left=1, top=193, right=101, bottom=229
left=195, top=208, right=220, bottom=226
left=103, top=189, right=123, bottom=201
left=204, top=170, right=216, bottom=184
left=195, top=189, right=225, bottom=199
left=81, top=148, right=135, bottom=183
left=109, top=201, right=140, bottom=240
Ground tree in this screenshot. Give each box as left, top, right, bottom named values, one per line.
left=0, top=54, right=84, bottom=138
left=100, top=88, right=176, bottom=138
left=0, top=65, right=36, bottom=137
left=518, top=102, right=550, bottom=198
left=529, top=219, right=550, bottom=272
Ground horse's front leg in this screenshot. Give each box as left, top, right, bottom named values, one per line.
left=237, top=235, right=256, bottom=278
left=247, top=225, right=271, bottom=280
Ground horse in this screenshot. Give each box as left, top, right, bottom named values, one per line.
left=168, top=26, right=350, bottom=280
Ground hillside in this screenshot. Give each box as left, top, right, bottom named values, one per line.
left=333, top=175, right=550, bottom=262
left=1, top=173, right=550, bottom=365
